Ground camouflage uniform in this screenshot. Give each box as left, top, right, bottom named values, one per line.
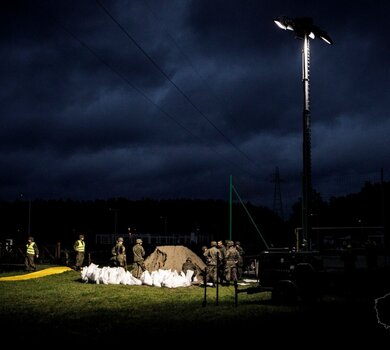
left=217, top=240, right=226, bottom=283
left=235, top=241, right=245, bottom=279
left=200, top=246, right=209, bottom=283
left=182, top=258, right=198, bottom=280
left=111, top=238, right=126, bottom=267
left=132, top=239, right=146, bottom=278
left=203, top=241, right=221, bottom=285
left=201, top=246, right=208, bottom=264
left=225, top=241, right=240, bottom=282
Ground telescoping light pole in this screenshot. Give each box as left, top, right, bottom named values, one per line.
left=274, top=16, right=333, bottom=249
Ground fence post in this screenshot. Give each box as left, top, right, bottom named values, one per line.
left=56, top=242, right=61, bottom=260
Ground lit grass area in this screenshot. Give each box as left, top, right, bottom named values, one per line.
left=0, top=268, right=386, bottom=343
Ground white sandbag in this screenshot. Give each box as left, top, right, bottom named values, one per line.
left=113, top=267, right=123, bottom=284
left=81, top=263, right=99, bottom=282
left=80, top=267, right=88, bottom=282
left=100, top=266, right=109, bottom=285
left=128, top=272, right=142, bottom=285
left=107, top=267, right=119, bottom=284
left=151, top=270, right=162, bottom=287
left=185, top=270, right=194, bottom=285
left=141, top=270, right=153, bottom=286
left=117, top=267, right=128, bottom=284
left=80, top=264, right=193, bottom=288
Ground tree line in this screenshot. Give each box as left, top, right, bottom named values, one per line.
left=0, top=180, right=388, bottom=254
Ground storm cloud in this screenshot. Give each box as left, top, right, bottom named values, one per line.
left=1, top=0, right=389, bottom=214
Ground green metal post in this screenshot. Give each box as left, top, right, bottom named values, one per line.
left=229, top=175, right=232, bottom=241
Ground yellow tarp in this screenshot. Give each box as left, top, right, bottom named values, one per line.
left=0, top=266, right=72, bottom=281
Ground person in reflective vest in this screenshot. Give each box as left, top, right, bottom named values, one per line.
left=25, top=236, right=39, bottom=272
left=73, top=234, right=86, bottom=270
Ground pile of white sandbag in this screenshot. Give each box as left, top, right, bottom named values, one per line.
left=81, top=263, right=194, bottom=288
left=80, top=263, right=142, bottom=285
left=141, top=269, right=194, bottom=288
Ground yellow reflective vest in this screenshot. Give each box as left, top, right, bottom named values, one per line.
left=75, top=240, right=85, bottom=252
left=26, top=242, right=36, bottom=255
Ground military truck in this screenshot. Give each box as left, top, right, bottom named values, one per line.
left=241, top=248, right=325, bottom=303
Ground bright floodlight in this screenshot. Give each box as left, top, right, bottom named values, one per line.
left=274, top=19, right=287, bottom=30
left=274, top=16, right=333, bottom=45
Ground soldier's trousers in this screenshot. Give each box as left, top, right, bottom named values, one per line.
left=76, top=252, right=85, bottom=268
left=134, top=261, right=146, bottom=278
left=225, top=263, right=238, bottom=281
left=206, top=265, right=217, bottom=283
left=25, top=254, right=36, bottom=271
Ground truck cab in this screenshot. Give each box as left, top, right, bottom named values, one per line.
left=251, top=248, right=324, bottom=303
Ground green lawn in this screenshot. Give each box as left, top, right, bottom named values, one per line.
left=0, top=267, right=387, bottom=343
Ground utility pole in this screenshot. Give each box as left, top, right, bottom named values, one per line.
left=109, top=208, right=119, bottom=236
left=274, top=16, right=333, bottom=249
left=272, top=166, right=284, bottom=220
left=28, top=199, right=31, bottom=236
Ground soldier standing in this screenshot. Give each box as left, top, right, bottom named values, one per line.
left=235, top=241, right=245, bottom=280
left=200, top=245, right=209, bottom=284
left=111, top=237, right=126, bottom=267
left=225, top=241, right=240, bottom=285
left=25, top=236, right=39, bottom=272
left=203, top=241, right=221, bottom=286
left=132, top=238, right=146, bottom=278
left=73, top=234, right=86, bottom=270
left=201, top=246, right=208, bottom=263
left=217, top=240, right=226, bottom=284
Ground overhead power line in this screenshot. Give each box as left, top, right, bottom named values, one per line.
left=52, top=21, right=258, bottom=178
left=96, top=0, right=258, bottom=167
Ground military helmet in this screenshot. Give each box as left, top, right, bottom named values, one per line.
left=235, top=241, right=241, bottom=245
left=117, top=237, right=124, bottom=242
left=210, top=241, right=217, bottom=247
left=136, top=238, right=142, bottom=244
left=226, top=240, right=234, bottom=247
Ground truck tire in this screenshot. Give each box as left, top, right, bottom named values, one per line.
left=272, top=280, right=298, bottom=304
left=295, top=263, right=319, bottom=302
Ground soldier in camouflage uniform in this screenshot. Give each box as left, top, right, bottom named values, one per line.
left=235, top=241, right=245, bottom=280
left=132, top=238, right=146, bottom=278
left=182, top=257, right=198, bottom=281
left=203, top=241, right=221, bottom=286
left=201, top=246, right=208, bottom=264
left=225, top=240, right=240, bottom=284
left=111, top=237, right=126, bottom=267
left=217, top=240, right=227, bottom=284
left=200, top=245, right=209, bottom=284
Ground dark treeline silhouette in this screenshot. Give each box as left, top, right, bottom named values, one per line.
left=0, top=180, right=388, bottom=254
left=290, top=181, right=388, bottom=228
left=0, top=198, right=284, bottom=254
left=288, top=181, right=389, bottom=249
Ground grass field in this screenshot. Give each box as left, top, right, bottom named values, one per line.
left=0, top=266, right=389, bottom=344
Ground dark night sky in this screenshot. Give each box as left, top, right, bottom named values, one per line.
left=1, top=0, right=389, bottom=213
